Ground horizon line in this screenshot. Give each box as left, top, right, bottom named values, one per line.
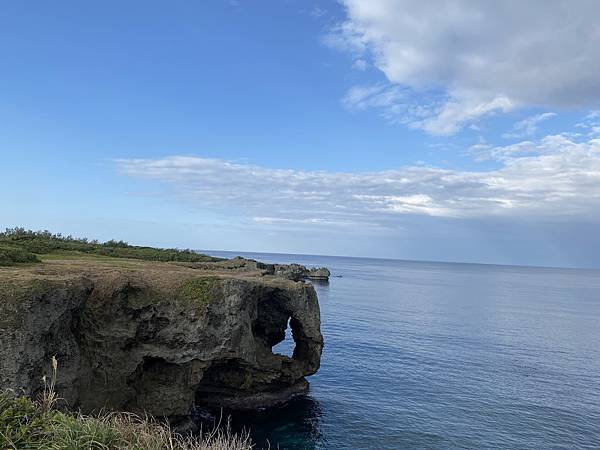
left=199, top=248, right=600, bottom=272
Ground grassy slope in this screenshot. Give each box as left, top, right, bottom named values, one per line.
left=0, top=228, right=221, bottom=266
left=0, top=392, right=250, bottom=450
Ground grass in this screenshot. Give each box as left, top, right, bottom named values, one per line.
left=37, top=251, right=152, bottom=268
left=177, top=277, right=222, bottom=313
left=0, top=394, right=252, bottom=450
left=0, top=358, right=252, bottom=450
left=39, top=356, right=59, bottom=414
left=0, top=245, right=39, bottom=266
left=0, top=228, right=222, bottom=266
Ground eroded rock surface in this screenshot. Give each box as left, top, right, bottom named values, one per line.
left=180, top=257, right=330, bottom=282
left=0, top=257, right=323, bottom=423
left=273, top=264, right=330, bottom=282
left=306, top=267, right=331, bottom=280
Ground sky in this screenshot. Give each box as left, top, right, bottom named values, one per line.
left=2, top=0, right=600, bottom=268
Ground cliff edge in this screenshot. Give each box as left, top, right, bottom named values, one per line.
left=0, top=255, right=324, bottom=425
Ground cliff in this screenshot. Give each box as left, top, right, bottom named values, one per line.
left=0, top=255, right=324, bottom=427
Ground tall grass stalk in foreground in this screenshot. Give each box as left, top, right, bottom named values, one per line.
left=39, top=355, right=59, bottom=413
left=0, top=357, right=252, bottom=449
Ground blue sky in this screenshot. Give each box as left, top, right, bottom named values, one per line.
left=2, top=1, right=600, bottom=268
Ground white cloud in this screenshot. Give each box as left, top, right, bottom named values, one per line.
left=502, top=112, right=557, bottom=139
left=343, top=87, right=514, bottom=134
left=586, top=111, right=600, bottom=120
left=117, top=134, right=600, bottom=228
left=352, top=59, right=368, bottom=71
left=418, top=95, right=513, bottom=135
left=575, top=110, right=600, bottom=137
left=342, top=84, right=406, bottom=120
left=471, top=134, right=583, bottom=161
left=309, top=7, right=327, bottom=18
left=330, top=0, right=600, bottom=134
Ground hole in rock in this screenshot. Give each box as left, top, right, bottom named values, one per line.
left=252, top=294, right=305, bottom=361
left=272, top=317, right=295, bottom=358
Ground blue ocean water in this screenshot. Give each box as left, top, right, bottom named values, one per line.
left=205, top=251, right=600, bottom=449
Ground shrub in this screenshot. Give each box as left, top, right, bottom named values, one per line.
left=0, top=245, right=39, bottom=266
left=0, top=228, right=222, bottom=264
left=177, top=277, right=222, bottom=313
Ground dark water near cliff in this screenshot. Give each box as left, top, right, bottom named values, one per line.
left=205, top=251, right=600, bottom=449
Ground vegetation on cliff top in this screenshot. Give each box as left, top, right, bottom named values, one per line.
left=0, top=245, right=40, bottom=266
left=177, top=277, right=222, bottom=310
left=0, top=228, right=221, bottom=266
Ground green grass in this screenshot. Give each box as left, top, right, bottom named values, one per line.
left=0, top=245, right=39, bottom=266
left=0, top=392, right=251, bottom=450
left=177, top=277, right=222, bottom=313
left=0, top=228, right=222, bottom=266
left=37, top=250, right=115, bottom=261
left=37, top=251, right=151, bottom=268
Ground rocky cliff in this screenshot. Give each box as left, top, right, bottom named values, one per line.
left=0, top=257, right=324, bottom=426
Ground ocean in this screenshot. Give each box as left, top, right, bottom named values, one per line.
left=205, top=251, right=600, bottom=449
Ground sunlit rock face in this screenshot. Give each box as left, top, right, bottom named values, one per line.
left=0, top=258, right=323, bottom=423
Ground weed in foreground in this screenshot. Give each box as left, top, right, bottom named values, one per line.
left=0, top=357, right=253, bottom=450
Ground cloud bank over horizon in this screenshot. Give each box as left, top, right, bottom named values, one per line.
left=118, top=131, right=600, bottom=230
left=330, top=0, right=600, bottom=134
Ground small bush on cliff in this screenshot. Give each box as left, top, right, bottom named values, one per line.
left=0, top=228, right=221, bottom=264
left=177, top=277, right=222, bottom=313
left=0, top=245, right=39, bottom=266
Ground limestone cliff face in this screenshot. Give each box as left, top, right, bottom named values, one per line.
left=0, top=258, right=323, bottom=422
